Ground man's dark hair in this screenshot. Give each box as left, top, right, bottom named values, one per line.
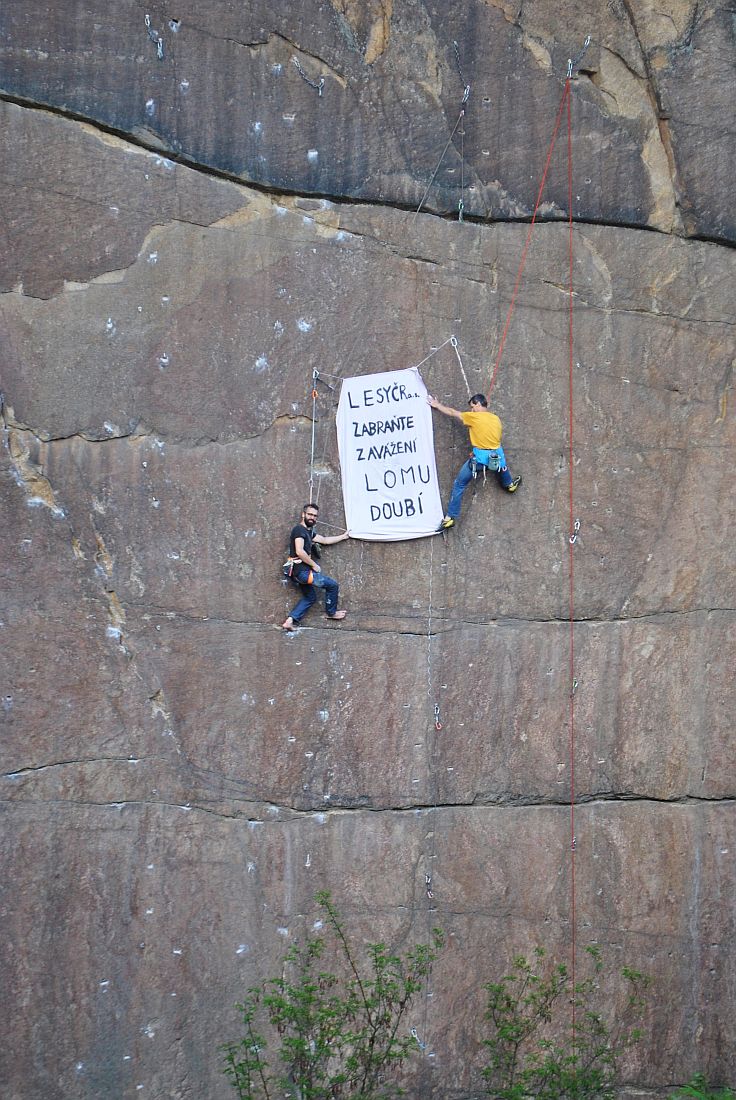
left=303, top=503, right=319, bottom=513
left=469, top=393, right=488, bottom=407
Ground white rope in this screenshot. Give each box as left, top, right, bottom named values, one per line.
left=426, top=535, right=435, bottom=709
left=311, top=306, right=370, bottom=505
left=448, top=338, right=470, bottom=404
left=310, top=368, right=343, bottom=382
left=313, top=519, right=345, bottom=532
left=458, top=95, right=465, bottom=222
left=408, top=336, right=456, bottom=372
left=308, top=369, right=318, bottom=503
left=419, top=533, right=441, bottom=1062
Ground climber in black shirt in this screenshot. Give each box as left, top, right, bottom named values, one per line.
left=282, top=503, right=350, bottom=631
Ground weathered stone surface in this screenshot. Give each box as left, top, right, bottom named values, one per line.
left=2, top=801, right=734, bottom=1098
left=1, top=147, right=732, bottom=622
left=630, top=2, right=736, bottom=241
left=0, top=102, right=244, bottom=299
left=1, top=8, right=735, bottom=1100
left=1, top=1, right=734, bottom=238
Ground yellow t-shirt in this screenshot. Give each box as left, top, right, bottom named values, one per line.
left=461, top=409, right=503, bottom=449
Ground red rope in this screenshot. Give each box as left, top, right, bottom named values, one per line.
left=482, top=72, right=580, bottom=1040
left=565, top=77, right=577, bottom=1046
left=486, top=80, right=571, bottom=399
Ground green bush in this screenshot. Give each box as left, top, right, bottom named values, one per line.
left=221, top=891, right=443, bottom=1100
left=221, top=908, right=656, bottom=1100
left=671, top=1075, right=735, bottom=1100
left=480, top=944, right=650, bottom=1100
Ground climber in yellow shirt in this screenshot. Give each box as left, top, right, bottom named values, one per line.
left=428, top=392, right=521, bottom=529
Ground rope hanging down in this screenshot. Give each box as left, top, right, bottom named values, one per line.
left=415, top=530, right=444, bottom=1066
left=564, top=56, right=580, bottom=1042
left=308, top=369, right=319, bottom=503
left=470, top=37, right=589, bottom=1045
left=484, top=84, right=568, bottom=398
left=485, top=36, right=591, bottom=400
left=307, top=369, right=336, bottom=506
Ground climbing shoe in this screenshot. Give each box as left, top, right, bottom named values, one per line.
left=438, top=517, right=456, bottom=530
left=506, top=476, right=522, bottom=493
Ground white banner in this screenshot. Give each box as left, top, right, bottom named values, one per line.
left=336, top=367, right=444, bottom=540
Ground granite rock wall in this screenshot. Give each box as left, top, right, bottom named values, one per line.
left=1, top=3, right=734, bottom=1098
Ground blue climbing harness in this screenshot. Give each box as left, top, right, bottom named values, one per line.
left=470, top=445, right=505, bottom=476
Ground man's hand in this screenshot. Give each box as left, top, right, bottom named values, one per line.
left=315, top=530, right=350, bottom=546
left=427, top=396, right=463, bottom=421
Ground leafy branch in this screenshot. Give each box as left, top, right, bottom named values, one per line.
left=221, top=893, right=443, bottom=1100
left=480, top=944, right=651, bottom=1100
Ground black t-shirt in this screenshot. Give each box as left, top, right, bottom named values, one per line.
left=289, top=523, right=314, bottom=559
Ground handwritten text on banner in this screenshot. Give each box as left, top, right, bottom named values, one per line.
left=336, top=368, right=443, bottom=540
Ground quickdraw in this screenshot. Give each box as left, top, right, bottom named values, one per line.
left=567, top=35, right=592, bottom=79
left=144, top=14, right=164, bottom=59
left=410, top=1027, right=426, bottom=1051
left=292, top=56, right=324, bottom=96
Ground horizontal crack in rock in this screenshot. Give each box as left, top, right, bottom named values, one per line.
left=2, top=93, right=735, bottom=249
left=3, top=793, right=734, bottom=814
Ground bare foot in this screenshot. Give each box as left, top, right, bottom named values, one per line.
left=281, top=617, right=296, bottom=631
left=327, top=610, right=347, bottom=621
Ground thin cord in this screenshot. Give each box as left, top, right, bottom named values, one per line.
left=565, top=75, right=578, bottom=1044
left=413, top=106, right=468, bottom=222
left=459, top=100, right=465, bottom=222
left=450, top=338, right=471, bottom=398
left=420, top=533, right=440, bottom=1059
left=411, top=332, right=455, bottom=371
left=308, top=370, right=318, bottom=503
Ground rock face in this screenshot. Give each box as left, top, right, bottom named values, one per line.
left=0, top=3, right=734, bottom=1098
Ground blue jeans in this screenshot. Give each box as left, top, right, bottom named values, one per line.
left=446, top=452, right=513, bottom=518
left=290, top=566, right=340, bottom=622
